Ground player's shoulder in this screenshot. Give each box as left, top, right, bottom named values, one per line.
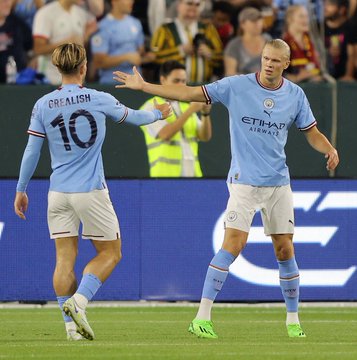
left=282, top=77, right=306, bottom=96
left=82, top=87, right=116, bottom=102
left=223, top=73, right=255, bottom=87
left=36, top=87, right=60, bottom=105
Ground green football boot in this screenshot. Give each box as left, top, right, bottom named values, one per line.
left=287, top=323, right=306, bottom=338
left=188, top=319, right=218, bottom=339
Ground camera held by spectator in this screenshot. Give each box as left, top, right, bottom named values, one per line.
left=193, top=33, right=212, bottom=51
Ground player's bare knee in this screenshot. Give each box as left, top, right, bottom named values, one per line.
left=227, top=235, right=246, bottom=255
left=101, top=248, right=121, bottom=268
left=275, top=246, right=292, bottom=261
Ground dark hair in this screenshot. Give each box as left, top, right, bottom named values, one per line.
left=212, top=1, right=234, bottom=15
left=326, top=0, right=349, bottom=8
left=159, top=60, right=186, bottom=77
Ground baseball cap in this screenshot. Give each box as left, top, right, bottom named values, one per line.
left=238, top=7, right=262, bottom=23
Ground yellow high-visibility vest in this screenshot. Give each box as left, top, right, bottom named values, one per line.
left=140, top=96, right=203, bottom=177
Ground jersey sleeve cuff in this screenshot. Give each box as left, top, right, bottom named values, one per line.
left=299, top=120, right=317, bottom=131
left=27, top=129, right=46, bottom=138
left=201, top=85, right=212, bottom=105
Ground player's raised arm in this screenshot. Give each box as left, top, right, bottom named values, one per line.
left=113, top=66, right=206, bottom=103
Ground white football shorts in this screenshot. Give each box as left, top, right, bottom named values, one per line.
left=48, top=189, right=120, bottom=240
left=224, top=183, right=294, bottom=235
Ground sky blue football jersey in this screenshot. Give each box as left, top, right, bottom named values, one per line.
left=202, top=73, right=317, bottom=186
left=91, top=14, right=144, bottom=84
left=26, top=84, right=132, bottom=192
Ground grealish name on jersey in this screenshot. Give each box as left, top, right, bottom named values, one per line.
left=48, top=94, right=91, bottom=109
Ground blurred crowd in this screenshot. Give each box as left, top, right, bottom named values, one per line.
left=1, top=0, right=357, bottom=85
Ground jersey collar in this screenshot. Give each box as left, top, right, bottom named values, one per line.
left=58, top=84, right=84, bottom=90
left=255, top=72, right=284, bottom=91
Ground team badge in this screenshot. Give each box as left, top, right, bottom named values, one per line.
left=91, top=34, right=102, bottom=47
left=263, top=98, right=274, bottom=109
left=227, top=211, right=238, bottom=222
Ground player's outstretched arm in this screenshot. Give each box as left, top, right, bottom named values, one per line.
left=124, top=99, right=172, bottom=126
left=304, top=126, right=339, bottom=171
left=113, top=66, right=206, bottom=103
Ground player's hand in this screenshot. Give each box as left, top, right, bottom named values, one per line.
left=14, top=192, right=28, bottom=220
left=114, top=66, right=144, bottom=90
left=153, top=99, right=172, bottom=119
left=325, top=148, right=339, bottom=170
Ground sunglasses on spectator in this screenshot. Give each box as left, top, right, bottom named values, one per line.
left=183, top=1, right=200, bottom=6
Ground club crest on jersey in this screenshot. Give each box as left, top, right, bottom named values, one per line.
left=263, top=98, right=274, bottom=109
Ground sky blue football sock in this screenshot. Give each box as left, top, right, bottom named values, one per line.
left=202, top=249, right=236, bottom=301
left=76, top=273, right=102, bottom=301
left=278, top=256, right=300, bottom=312
left=57, top=296, right=72, bottom=323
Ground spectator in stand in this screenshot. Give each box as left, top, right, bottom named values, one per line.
left=225, top=0, right=275, bottom=34
left=140, top=60, right=212, bottom=177
left=148, top=0, right=214, bottom=35
left=151, top=0, right=223, bottom=84
left=211, top=1, right=234, bottom=48
left=13, top=0, right=44, bottom=29
left=283, top=5, right=322, bottom=82
left=0, top=0, right=33, bottom=83
left=272, top=0, right=323, bottom=38
left=224, top=7, right=271, bottom=76
left=166, top=0, right=213, bottom=20
left=33, top=0, right=97, bottom=85
left=77, top=0, right=104, bottom=18
left=91, top=0, right=153, bottom=84
left=324, top=0, right=356, bottom=81
left=148, top=0, right=176, bottom=35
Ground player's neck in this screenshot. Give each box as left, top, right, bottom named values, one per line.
left=61, top=77, right=83, bottom=86
left=259, top=73, right=282, bottom=89
left=62, top=78, right=83, bottom=86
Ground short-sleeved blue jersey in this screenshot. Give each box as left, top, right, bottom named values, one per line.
left=202, top=73, right=316, bottom=186
left=28, top=84, right=130, bottom=192
left=91, top=14, right=144, bottom=83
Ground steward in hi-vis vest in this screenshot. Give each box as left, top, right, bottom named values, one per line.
left=139, top=60, right=212, bottom=177
left=140, top=96, right=211, bottom=177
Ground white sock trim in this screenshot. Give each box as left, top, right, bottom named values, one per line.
left=195, top=298, right=213, bottom=321
left=286, top=312, right=300, bottom=325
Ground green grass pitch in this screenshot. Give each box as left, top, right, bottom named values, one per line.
left=0, top=306, right=356, bottom=359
